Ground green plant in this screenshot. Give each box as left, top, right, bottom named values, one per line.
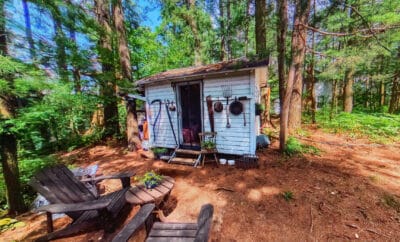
left=284, top=137, right=321, bottom=156
left=317, top=110, right=400, bottom=143
left=0, top=218, right=25, bottom=232
left=282, top=190, right=294, bottom=202
left=151, top=147, right=168, bottom=154
left=201, top=140, right=216, bottom=150
left=136, top=171, right=163, bottom=189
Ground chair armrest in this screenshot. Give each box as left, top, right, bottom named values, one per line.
left=112, top=203, right=155, bottom=242
left=33, top=199, right=112, bottom=214
left=81, top=171, right=134, bottom=188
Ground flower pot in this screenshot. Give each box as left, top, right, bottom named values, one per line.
left=228, top=159, right=235, bottom=166
left=144, top=181, right=158, bottom=189
left=219, top=158, right=227, bottom=165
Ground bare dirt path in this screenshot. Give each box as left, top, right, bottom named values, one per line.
left=1, top=128, right=399, bottom=241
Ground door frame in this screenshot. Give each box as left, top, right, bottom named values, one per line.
left=175, top=80, right=203, bottom=148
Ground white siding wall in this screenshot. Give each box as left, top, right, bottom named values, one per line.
left=145, top=72, right=258, bottom=155
left=203, top=73, right=256, bottom=155
left=146, top=84, right=178, bottom=148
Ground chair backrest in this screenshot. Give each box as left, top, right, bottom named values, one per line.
left=194, top=204, right=214, bottom=242
left=29, top=164, right=96, bottom=205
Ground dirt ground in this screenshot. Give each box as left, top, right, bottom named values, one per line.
left=1, top=127, right=400, bottom=241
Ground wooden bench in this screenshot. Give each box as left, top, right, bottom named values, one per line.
left=112, top=203, right=214, bottom=242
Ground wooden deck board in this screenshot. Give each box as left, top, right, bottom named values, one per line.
left=125, top=176, right=175, bottom=205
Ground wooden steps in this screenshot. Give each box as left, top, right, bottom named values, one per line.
left=174, top=149, right=201, bottom=155
left=168, top=148, right=202, bottom=167
left=169, top=157, right=197, bottom=165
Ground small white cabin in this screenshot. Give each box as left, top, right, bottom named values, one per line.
left=138, top=58, right=268, bottom=156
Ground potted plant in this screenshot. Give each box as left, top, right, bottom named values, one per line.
left=201, top=140, right=216, bottom=150
left=151, top=147, right=168, bottom=159
left=136, top=171, right=163, bottom=189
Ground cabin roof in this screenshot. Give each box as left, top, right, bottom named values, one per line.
left=137, top=58, right=268, bottom=86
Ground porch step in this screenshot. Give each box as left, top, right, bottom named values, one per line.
left=174, top=149, right=201, bottom=155
left=159, top=155, right=170, bottom=161
left=170, top=157, right=197, bottom=165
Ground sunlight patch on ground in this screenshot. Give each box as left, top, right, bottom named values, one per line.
left=247, top=186, right=280, bottom=202
left=235, top=181, right=246, bottom=190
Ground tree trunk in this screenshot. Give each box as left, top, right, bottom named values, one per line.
left=244, top=0, right=251, bottom=57
left=330, top=79, right=338, bottom=120
left=95, top=0, right=119, bottom=137
left=22, top=0, right=36, bottom=60
left=49, top=5, right=69, bottom=82
left=0, top=133, right=25, bottom=216
left=364, top=77, right=369, bottom=108
left=219, top=0, right=227, bottom=61
left=180, top=0, right=202, bottom=65
left=310, top=0, right=317, bottom=124
left=112, top=0, right=141, bottom=151
left=280, top=0, right=311, bottom=151
left=276, top=0, right=288, bottom=110
left=255, top=0, right=267, bottom=59
left=0, top=0, right=7, bottom=55
left=380, top=80, right=385, bottom=107
left=226, top=0, right=231, bottom=59
left=288, top=0, right=311, bottom=130
left=389, top=72, right=399, bottom=113
left=343, top=68, right=354, bottom=113
left=66, top=0, right=81, bottom=93
left=0, top=0, right=25, bottom=215
left=113, top=0, right=132, bottom=81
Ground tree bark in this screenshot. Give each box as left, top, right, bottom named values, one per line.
left=288, top=0, right=311, bottom=130
left=389, top=72, right=399, bottom=113
left=0, top=0, right=7, bottom=55
left=330, top=79, right=338, bottom=120
left=281, top=0, right=311, bottom=151
left=180, top=0, right=203, bottom=65
left=310, top=0, right=317, bottom=123
left=49, top=5, right=69, bottom=82
left=95, top=0, right=119, bottom=137
left=66, top=0, right=81, bottom=93
left=112, top=0, right=141, bottom=151
left=364, top=77, right=369, bottom=108
left=244, top=0, right=251, bottom=57
left=0, top=133, right=25, bottom=216
left=226, top=0, right=231, bottom=59
left=113, top=0, right=132, bottom=81
left=219, top=0, right=227, bottom=61
left=22, top=0, right=36, bottom=60
left=255, top=0, right=267, bottom=59
left=343, top=68, right=354, bottom=113
left=277, top=0, right=288, bottom=110
left=0, top=0, right=25, bottom=215
left=380, top=80, right=385, bottom=107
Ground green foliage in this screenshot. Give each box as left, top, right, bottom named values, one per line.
left=0, top=156, right=58, bottom=208
left=201, top=140, right=216, bottom=150
left=284, top=137, right=321, bottom=157
left=282, top=191, right=294, bottom=202
left=136, top=171, right=163, bottom=189
left=0, top=218, right=25, bottom=232
left=151, top=147, right=168, bottom=154
left=317, top=111, right=400, bottom=143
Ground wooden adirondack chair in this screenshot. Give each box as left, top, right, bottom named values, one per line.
left=112, top=203, right=214, bottom=242
left=28, top=164, right=134, bottom=241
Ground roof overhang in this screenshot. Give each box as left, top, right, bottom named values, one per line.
left=137, top=58, right=268, bottom=87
